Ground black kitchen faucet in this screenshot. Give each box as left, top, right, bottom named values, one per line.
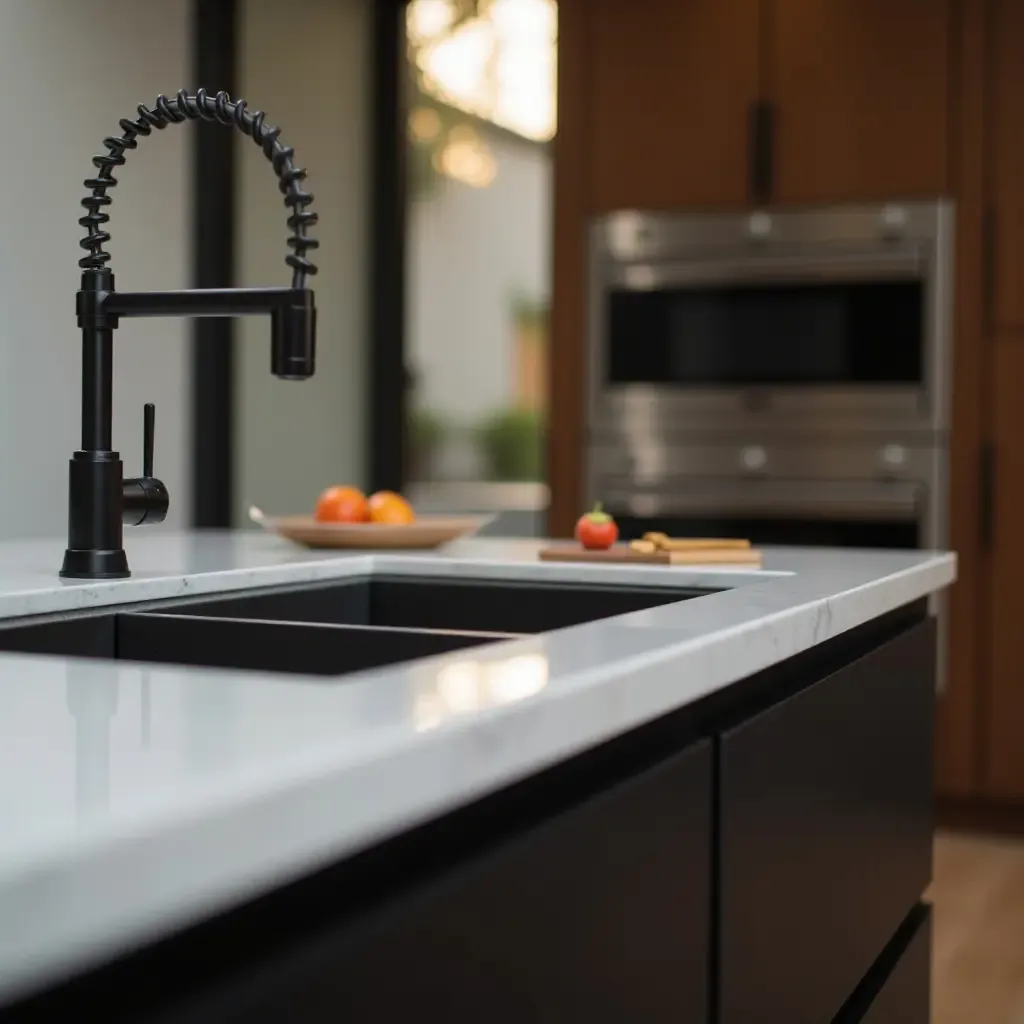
left=61, top=89, right=318, bottom=580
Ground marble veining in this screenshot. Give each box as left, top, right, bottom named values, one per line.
left=0, top=530, right=955, bottom=1004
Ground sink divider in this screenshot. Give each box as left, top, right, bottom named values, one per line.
left=115, top=612, right=522, bottom=678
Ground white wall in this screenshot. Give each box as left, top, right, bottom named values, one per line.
left=0, top=1, right=191, bottom=541
left=235, top=0, right=370, bottom=523
left=407, top=131, right=552, bottom=421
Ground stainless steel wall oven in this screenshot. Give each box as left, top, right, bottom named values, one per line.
left=588, top=202, right=954, bottom=442
left=585, top=201, right=954, bottom=689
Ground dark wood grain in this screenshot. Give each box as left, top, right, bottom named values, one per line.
left=978, top=0, right=1024, bottom=801
left=983, top=339, right=1024, bottom=797
left=769, top=0, right=953, bottom=203
left=548, top=1, right=759, bottom=536
left=547, top=0, right=588, bottom=537
left=587, top=0, right=759, bottom=212
left=989, top=0, right=1024, bottom=333
left=935, top=0, right=986, bottom=798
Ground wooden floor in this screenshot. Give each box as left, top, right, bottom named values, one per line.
left=930, top=830, right=1024, bottom=1023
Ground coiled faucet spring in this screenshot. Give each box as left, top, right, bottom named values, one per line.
left=79, top=88, right=318, bottom=287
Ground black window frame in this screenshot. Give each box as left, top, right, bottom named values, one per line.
left=190, top=0, right=408, bottom=526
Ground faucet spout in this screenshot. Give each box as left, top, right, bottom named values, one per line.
left=60, top=90, right=319, bottom=580
left=93, top=284, right=317, bottom=380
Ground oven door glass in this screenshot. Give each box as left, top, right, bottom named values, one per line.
left=608, top=512, right=919, bottom=550
left=605, top=279, right=924, bottom=387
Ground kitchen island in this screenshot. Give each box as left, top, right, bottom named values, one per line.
left=0, top=532, right=954, bottom=1023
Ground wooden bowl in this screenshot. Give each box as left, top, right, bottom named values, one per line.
left=253, top=511, right=493, bottom=550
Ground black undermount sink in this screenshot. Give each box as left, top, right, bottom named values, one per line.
left=0, top=576, right=714, bottom=678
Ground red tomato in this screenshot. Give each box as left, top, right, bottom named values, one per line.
left=575, top=503, right=619, bottom=550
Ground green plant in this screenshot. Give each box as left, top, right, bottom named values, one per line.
left=509, top=290, right=550, bottom=333
left=477, top=408, right=545, bottom=482
left=408, top=408, right=448, bottom=479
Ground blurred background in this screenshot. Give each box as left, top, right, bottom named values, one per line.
left=0, top=1, right=1020, bottom=1019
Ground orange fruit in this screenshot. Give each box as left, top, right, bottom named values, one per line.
left=314, top=485, right=370, bottom=523
left=367, top=490, right=415, bottom=525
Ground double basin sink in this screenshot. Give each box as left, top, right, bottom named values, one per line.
left=0, top=575, right=715, bottom=678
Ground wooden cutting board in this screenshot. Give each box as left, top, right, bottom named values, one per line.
left=538, top=544, right=763, bottom=567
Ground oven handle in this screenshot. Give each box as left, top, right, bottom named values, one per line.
left=609, top=248, right=924, bottom=289
left=601, top=480, right=921, bottom=522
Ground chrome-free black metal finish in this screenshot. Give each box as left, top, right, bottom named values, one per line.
left=79, top=89, right=317, bottom=284
left=61, top=90, right=320, bottom=579
left=192, top=0, right=238, bottom=529
left=122, top=403, right=169, bottom=527
left=104, top=287, right=311, bottom=319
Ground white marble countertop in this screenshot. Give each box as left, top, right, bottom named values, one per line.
left=0, top=531, right=955, bottom=1004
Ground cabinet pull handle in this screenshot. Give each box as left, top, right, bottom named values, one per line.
left=749, top=101, right=774, bottom=203
left=980, top=441, right=996, bottom=550
left=983, top=205, right=996, bottom=335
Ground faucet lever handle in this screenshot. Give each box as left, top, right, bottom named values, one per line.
left=121, top=403, right=169, bottom=527
left=143, top=403, right=155, bottom=478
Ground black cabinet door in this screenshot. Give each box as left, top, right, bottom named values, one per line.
left=718, top=620, right=936, bottom=1024
left=151, top=740, right=713, bottom=1024
left=857, top=907, right=931, bottom=1024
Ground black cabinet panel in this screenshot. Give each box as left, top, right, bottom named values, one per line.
left=843, top=905, right=931, bottom=1024
left=151, top=740, right=713, bottom=1024
left=719, top=620, right=936, bottom=1024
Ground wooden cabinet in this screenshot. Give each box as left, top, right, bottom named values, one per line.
left=586, top=0, right=760, bottom=213
left=935, top=1, right=987, bottom=802
left=581, top=0, right=953, bottom=215
left=989, top=0, right=1024, bottom=332
left=769, top=0, right=953, bottom=203
left=984, top=340, right=1024, bottom=798
left=977, top=1, right=1024, bottom=801
left=551, top=0, right=958, bottom=540
left=966, top=0, right=1024, bottom=804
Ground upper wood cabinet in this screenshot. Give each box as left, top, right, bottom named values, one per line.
left=989, top=0, right=1024, bottom=332
left=579, top=0, right=953, bottom=213
left=586, top=0, right=760, bottom=213
left=768, top=0, right=953, bottom=204
left=984, top=339, right=1024, bottom=799
left=982, top=1, right=1024, bottom=800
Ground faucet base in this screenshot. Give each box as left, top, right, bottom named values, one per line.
left=61, top=451, right=130, bottom=579
left=60, top=547, right=130, bottom=580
